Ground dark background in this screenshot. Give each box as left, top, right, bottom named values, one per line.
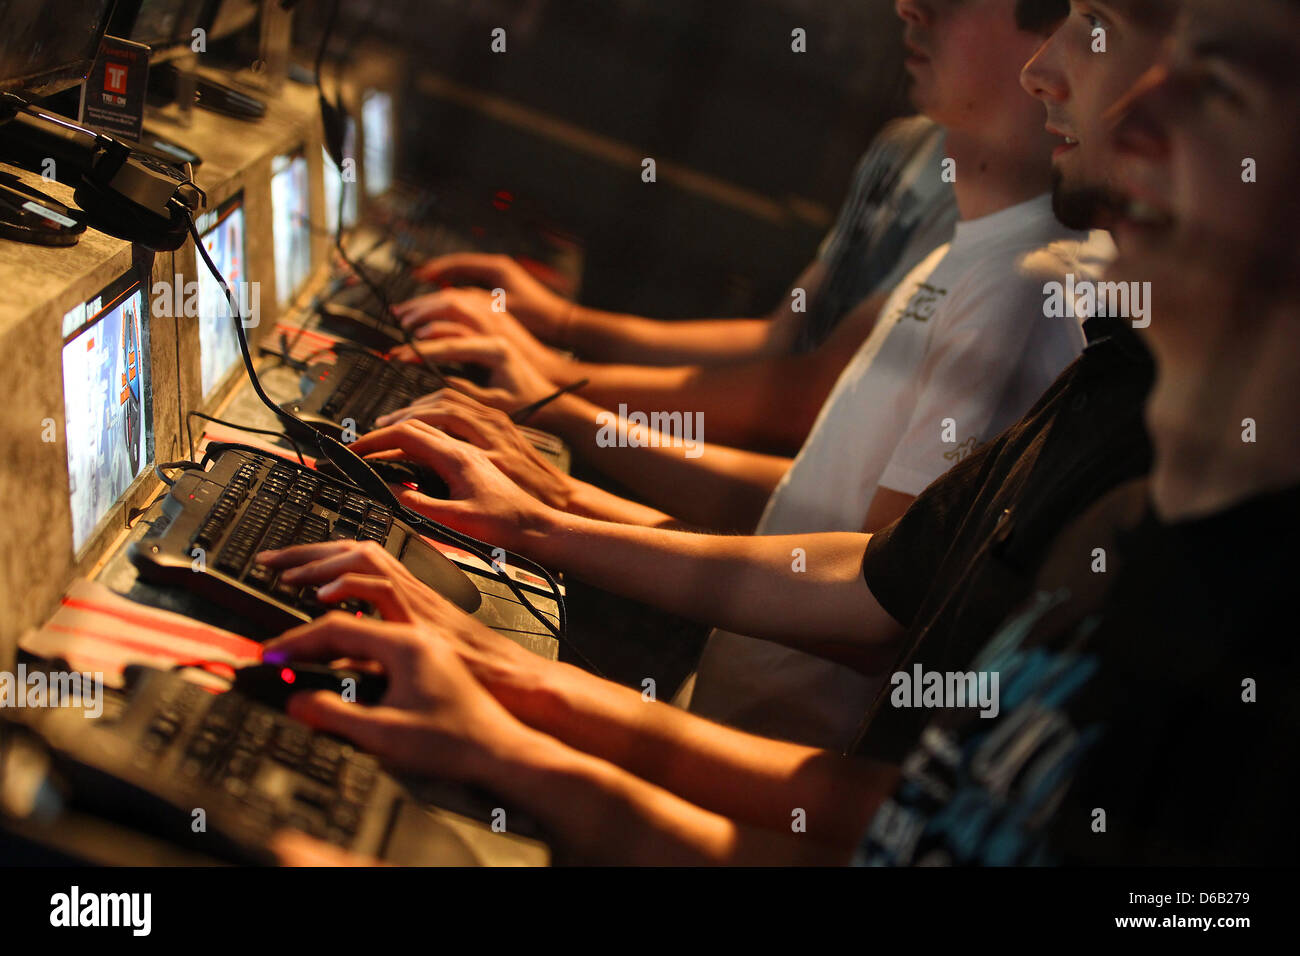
left=301, top=0, right=910, bottom=319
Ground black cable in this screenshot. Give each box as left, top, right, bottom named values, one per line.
left=511, top=379, right=590, bottom=425
left=186, top=410, right=307, bottom=466
left=154, top=460, right=203, bottom=487
left=184, top=207, right=574, bottom=655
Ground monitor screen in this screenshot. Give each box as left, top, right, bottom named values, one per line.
left=0, top=0, right=114, bottom=95
left=61, top=272, right=153, bottom=552
left=362, top=90, right=394, bottom=198
left=323, top=116, right=359, bottom=234
left=271, top=149, right=312, bottom=308
left=196, top=192, right=247, bottom=396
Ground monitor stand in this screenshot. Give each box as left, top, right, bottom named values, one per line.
left=0, top=172, right=86, bottom=246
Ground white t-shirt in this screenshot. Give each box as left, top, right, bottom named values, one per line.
left=685, top=195, right=1104, bottom=750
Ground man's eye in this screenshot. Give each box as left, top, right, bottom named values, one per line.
left=1195, top=71, right=1246, bottom=108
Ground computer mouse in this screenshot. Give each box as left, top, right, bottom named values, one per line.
left=232, top=662, right=388, bottom=711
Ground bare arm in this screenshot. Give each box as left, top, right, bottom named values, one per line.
left=347, top=422, right=905, bottom=662
left=265, top=614, right=875, bottom=864
left=563, top=262, right=828, bottom=366
left=530, top=392, right=793, bottom=529
left=263, top=572, right=897, bottom=863
left=552, top=287, right=888, bottom=454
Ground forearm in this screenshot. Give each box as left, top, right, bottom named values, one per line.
left=566, top=307, right=771, bottom=366
left=515, top=509, right=896, bottom=658
left=519, top=669, right=895, bottom=848
left=563, top=477, right=679, bottom=528
left=565, top=353, right=843, bottom=455
left=474, top=725, right=855, bottom=864
left=535, top=394, right=790, bottom=530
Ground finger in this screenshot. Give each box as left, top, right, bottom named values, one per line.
left=264, top=612, right=418, bottom=672
left=270, top=542, right=398, bottom=584
left=315, top=573, right=416, bottom=623
left=271, top=829, right=383, bottom=866
left=258, top=541, right=358, bottom=569
left=394, top=336, right=507, bottom=368
left=412, top=320, right=478, bottom=341
left=347, top=422, right=471, bottom=474
left=285, top=691, right=408, bottom=754
left=440, top=376, right=499, bottom=405
left=412, top=253, right=504, bottom=286
left=373, top=407, right=489, bottom=447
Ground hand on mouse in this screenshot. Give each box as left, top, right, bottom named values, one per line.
left=262, top=612, right=535, bottom=782
left=258, top=539, right=573, bottom=729
left=372, top=388, right=574, bottom=510
left=341, top=419, right=556, bottom=551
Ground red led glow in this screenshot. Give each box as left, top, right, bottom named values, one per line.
left=280, top=668, right=296, bottom=684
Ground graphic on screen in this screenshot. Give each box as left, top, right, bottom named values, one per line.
left=324, top=116, right=359, bottom=234
left=61, top=274, right=152, bottom=552
left=271, top=150, right=311, bottom=308
left=362, top=90, right=393, bottom=198
left=196, top=194, right=246, bottom=396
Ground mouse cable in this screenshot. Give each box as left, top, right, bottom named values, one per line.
left=186, top=208, right=579, bottom=659
left=185, top=410, right=307, bottom=467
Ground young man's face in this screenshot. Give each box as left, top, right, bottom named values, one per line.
left=1106, top=0, right=1300, bottom=305
left=895, top=0, right=1057, bottom=145
left=1021, top=1, right=1178, bottom=228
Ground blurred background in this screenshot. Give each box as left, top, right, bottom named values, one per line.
left=294, top=0, right=911, bottom=319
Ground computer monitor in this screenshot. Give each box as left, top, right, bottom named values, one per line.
left=0, top=0, right=115, bottom=95
left=60, top=271, right=153, bottom=552
left=271, top=148, right=312, bottom=308
left=195, top=191, right=247, bottom=396
left=108, top=0, right=208, bottom=51
left=362, top=89, right=394, bottom=199
left=323, top=115, right=359, bottom=234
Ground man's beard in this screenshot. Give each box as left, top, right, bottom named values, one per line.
left=1051, top=167, right=1121, bottom=231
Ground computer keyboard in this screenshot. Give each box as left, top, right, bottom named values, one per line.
left=331, top=269, right=423, bottom=313
left=129, top=445, right=482, bottom=636
left=303, top=350, right=449, bottom=431
left=290, top=350, right=572, bottom=471
left=18, top=666, right=512, bottom=864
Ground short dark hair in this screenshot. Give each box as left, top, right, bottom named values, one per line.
left=1015, top=0, right=1069, bottom=33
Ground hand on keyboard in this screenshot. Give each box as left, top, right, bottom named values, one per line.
left=346, top=420, right=551, bottom=552
left=410, top=252, right=570, bottom=342
left=259, top=538, right=545, bottom=682
left=388, top=332, right=555, bottom=412
left=392, top=286, right=574, bottom=382
left=372, top=389, right=572, bottom=509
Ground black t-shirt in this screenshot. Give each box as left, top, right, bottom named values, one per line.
left=853, top=316, right=1155, bottom=760
left=856, top=477, right=1299, bottom=865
